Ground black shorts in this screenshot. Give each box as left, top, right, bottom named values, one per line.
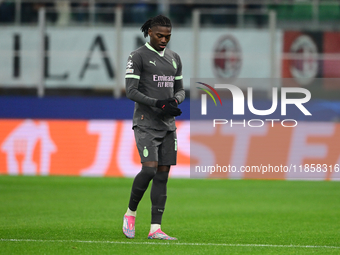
left=133, top=126, right=177, bottom=165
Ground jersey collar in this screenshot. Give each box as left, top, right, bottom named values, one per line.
left=145, top=42, right=165, bottom=57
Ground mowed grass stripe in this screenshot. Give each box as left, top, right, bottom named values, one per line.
left=1, top=239, right=340, bottom=249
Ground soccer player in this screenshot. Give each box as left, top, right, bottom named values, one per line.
left=122, top=15, right=185, bottom=240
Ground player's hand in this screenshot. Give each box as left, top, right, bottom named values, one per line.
left=167, top=97, right=178, bottom=107
left=168, top=97, right=182, bottom=116
left=156, top=99, right=182, bottom=116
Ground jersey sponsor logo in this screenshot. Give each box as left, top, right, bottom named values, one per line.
left=126, top=69, right=134, bottom=74
left=153, top=75, right=175, bottom=82
left=213, top=35, right=242, bottom=82
left=149, top=60, right=156, bottom=66
left=153, top=75, right=175, bottom=88
left=126, top=60, right=133, bottom=69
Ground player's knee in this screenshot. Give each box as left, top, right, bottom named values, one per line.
left=154, top=171, right=169, bottom=184
left=143, top=161, right=158, bottom=168
left=141, top=166, right=157, bottom=178
left=157, top=165, right=170, bottom=172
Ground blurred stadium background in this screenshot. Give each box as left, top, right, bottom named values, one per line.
left=0, top=0, right=340, bottom=179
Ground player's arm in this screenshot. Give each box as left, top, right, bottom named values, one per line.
left=127, top=76, right=181, bottom=116
left=173, top=55, right=185, bottom=104
left=125, top=53, right=157, bottom=107
left=126, top=79, right=157, bottom=106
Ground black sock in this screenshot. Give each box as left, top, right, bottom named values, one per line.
left=150, top=171, right=169, bottom=224
left=128, top=166, right=157, bottom=211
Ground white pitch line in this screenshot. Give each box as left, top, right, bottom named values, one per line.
left=1, top=239, right=340, bottom=249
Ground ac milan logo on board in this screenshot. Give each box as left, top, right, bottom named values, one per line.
left=289, top=35, right=318, bottom=85
left=212, top=35, right=242, bottom=82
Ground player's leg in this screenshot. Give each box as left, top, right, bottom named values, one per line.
left=128, top=161, right=158, bottom=213
left=148, top=130, right=177, bottom=240
left=150, top=165, right=169, bottom=229
left=123, top=161, right=157, bottom=238
left=123, top=127, right=160, bottom=238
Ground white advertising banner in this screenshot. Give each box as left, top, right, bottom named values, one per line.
left=0, top=27, right=282, bottom=89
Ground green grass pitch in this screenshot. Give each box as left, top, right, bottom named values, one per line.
left=0, top=176, right=340, bottom=254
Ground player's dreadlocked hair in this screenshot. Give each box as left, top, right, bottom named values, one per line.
left=140, top=15, right=172, bottom=38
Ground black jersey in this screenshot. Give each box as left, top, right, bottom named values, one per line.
left=125, top=42, right=185, bottom=131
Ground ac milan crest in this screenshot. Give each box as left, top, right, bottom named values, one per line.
left=212, top=35, right=242, bottom=81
